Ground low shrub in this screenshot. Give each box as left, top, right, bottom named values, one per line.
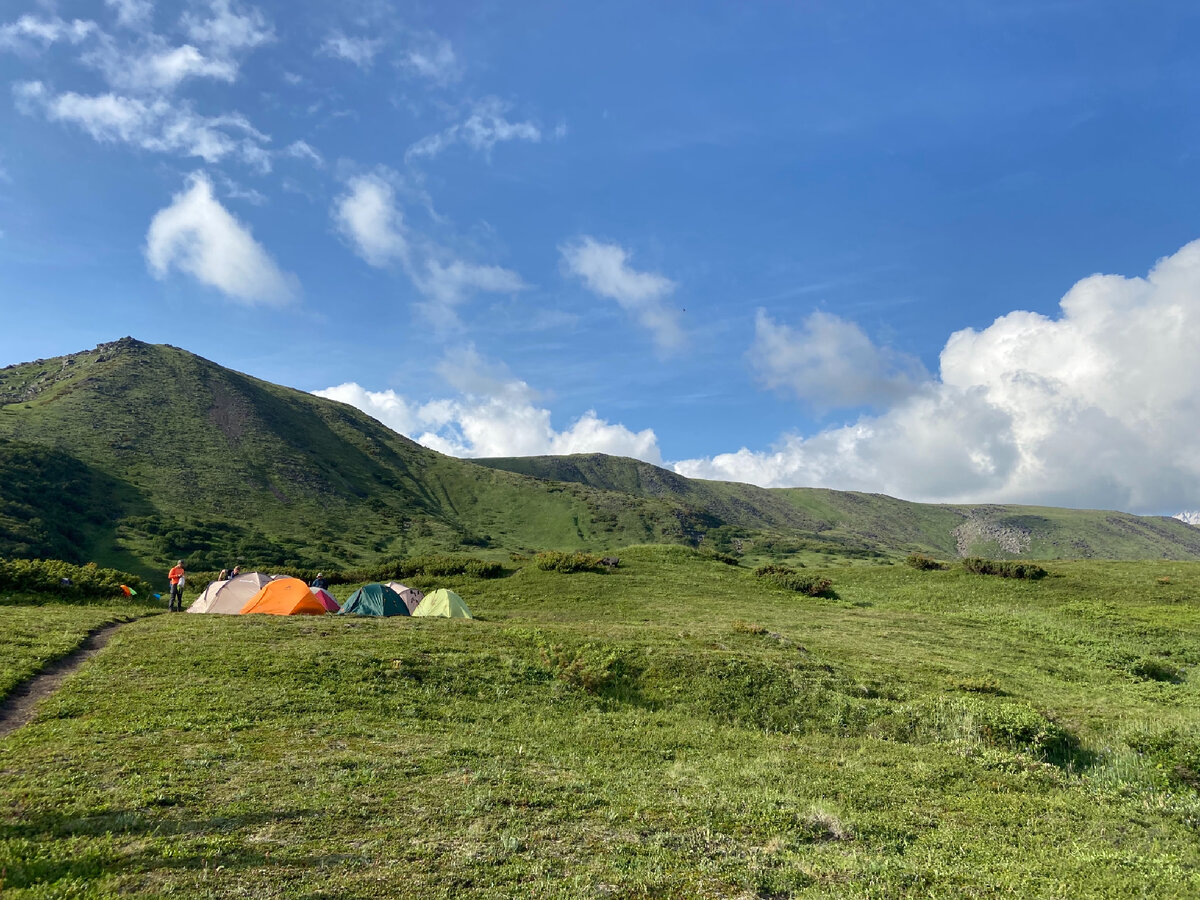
left=534, top=550, right=608, bottom=573
left=754, top=564, right=833, bottom=597
left=962, top=558, right=1048, bottom=580
left=1130, top=657, right=1184, bottom=684
left=754, top=563, right=805, bottom=576
left=732, top=620, right=767, bottom=635
left=905, top=553, right=947, bottom=570
left=0, top=557, right=154, bottom=600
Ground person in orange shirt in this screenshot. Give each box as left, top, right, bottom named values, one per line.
left=167, top=560, right=186, bottom=612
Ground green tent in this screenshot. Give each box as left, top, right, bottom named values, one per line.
left=412, top=588, right=473, bottom=619
left=338, top=582, right=410, bottom=617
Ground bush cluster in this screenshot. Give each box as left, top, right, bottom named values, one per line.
left=753, top=564, right=833, bottom=597
left=0, top=557, right=153, bottom=600
left=534, top=551, right=608, bottom=573
left=192, top=553, right=503, bottom=588
left=905, top=553, right=947, bottom=570
left=962, top=558, right=1048, bottom=580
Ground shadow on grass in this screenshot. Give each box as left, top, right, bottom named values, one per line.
left=0, top=807, right=353, bottom=890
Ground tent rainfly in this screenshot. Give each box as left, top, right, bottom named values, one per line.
left=187, top=572, right=272, bottom=614
left=310, top=586, right=340, bottom=612
left=240, top=577, right=328, bottom=615
left=339, top=582, right=410, bottom=617
left=412, top=588, right=473, bottom=619
left=383, top=581, right=425, bottom=614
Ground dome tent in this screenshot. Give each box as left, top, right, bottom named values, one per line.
left=310, top=586, right=340, bottom=612
left=188, top=572, right=272, bottom=614
left=339, top=582, right=410, bottom=617
left=412, top=588, right=473, bottom=619
left=383, top=581, right=424, bottom=614
left=240, top=577, right=328, bottom=615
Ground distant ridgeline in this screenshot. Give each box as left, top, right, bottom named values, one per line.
left=1, top=337, right=1199, bottom=578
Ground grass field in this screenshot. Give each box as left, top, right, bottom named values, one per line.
left=1, top=549, right=1198, bottom=897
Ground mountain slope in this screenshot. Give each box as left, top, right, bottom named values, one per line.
left=472, top=453, right=1200, bottom=561
left=0, top=339, right=699, bottom=575
left=3, top=338, right=1199, bottom=576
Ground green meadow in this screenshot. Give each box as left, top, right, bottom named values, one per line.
left=2, top=548, right=1199, bottom=897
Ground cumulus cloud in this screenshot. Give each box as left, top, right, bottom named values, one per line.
left=315, top=347, right=662, bottom=462
left=332, top=171, right=525, bottom=322
left=407, top=97, right=542, bottom=160
left=676, top=238, right=1200, bottom=513
left=561, top=236, right=683, bottom=351
left=752, top=309, right=930, bottom=410
left=145, top=171, right=294, bottom=304
left=89, top=41, right=238, bottom=93
left=332, top=173, right=410, bottom=267
left=320, top=32, right=383, bottom=68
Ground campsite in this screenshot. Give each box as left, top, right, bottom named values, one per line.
left=2, top=548, right=1199, bottom=897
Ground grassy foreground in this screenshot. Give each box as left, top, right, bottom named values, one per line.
left=1, top=548, right=1198, bottom=897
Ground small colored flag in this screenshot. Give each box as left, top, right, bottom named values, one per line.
left=120, top=584, right=137, bottom=597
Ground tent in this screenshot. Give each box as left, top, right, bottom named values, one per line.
left=412, top=588, right=473, bottom=619
left=383, top=581, right=425, bottom=614
left=239, top=577, right=328, bottom=616
left=339, top=582, right=410, bottom=617
left=188, top=572, right=272, bottom=614
left=310, top=586, right=341, bottom=613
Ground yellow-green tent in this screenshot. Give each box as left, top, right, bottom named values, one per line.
left=412, top=588, right=473, bottom=619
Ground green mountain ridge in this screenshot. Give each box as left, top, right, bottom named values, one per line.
left=1, top=337, right=1198, bottom=576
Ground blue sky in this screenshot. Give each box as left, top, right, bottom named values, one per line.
left=4, top=1, right=1200, bottom=514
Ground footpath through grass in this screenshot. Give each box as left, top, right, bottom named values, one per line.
left=1, top=548, right=1198, bottom=897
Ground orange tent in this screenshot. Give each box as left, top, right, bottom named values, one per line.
left=239, top=577, right=328, bottom=616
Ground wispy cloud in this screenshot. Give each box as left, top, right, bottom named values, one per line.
left=145, top=171, right=295, bottom=305
left=332, top=170, right=525, bottom=323
left=0, top=14, right=95, bottom=53
left=560, top=236, right=683, bottom=351
left=320, top=31, right=383, bottom=69
left=182, top=0, right=274, bottom=56
left=407, top=97, right=542, bottom=161
left=402, top=36, right=460, bottom=84
left=283, top=139, right=323, bottom=167
left=15, top=80, right=272, bottom=170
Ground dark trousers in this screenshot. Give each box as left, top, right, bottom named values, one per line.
left=169, top=582, right=183, bottom=611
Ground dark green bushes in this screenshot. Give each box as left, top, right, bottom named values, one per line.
left=963, top=558, right=1048, bottom=580
left=0, top=557, right=153, bottom=601
left=906, top=553, right=947, bottom=570
left=754, top=564, right=833, bottom=597
left=534, top=551, right=607, bottom=573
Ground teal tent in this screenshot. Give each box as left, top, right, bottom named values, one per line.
left=338, top=582, right=411, bottom=617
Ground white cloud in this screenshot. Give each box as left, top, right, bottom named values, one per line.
left=752, top=309, right=930, bottom=410
left=15, top=80, right=271, bottom=168
left=145, top=171, right=294, bottom=304
left=320, top=32, right=383, bottom=68
left=560, top=236, right=683, bottom=351
left=105, top=0, right=154, bottom=30
left=91, top=41, right=237, bottom=92
left=333, top=173, right=410, bottom=267
left=315, top=347, right=661, bottom=463
left=676, top=238, right=1200, bottom=513
left=403, top=37, right=460, bottom=84
left=407, top=97, right=541, bottom=160
left=332, top=171, right=525, bottom=322
left=283, top=139, right=323, bottom=166
left=182, top=0, right=273, bottom=56
left=0, top=15, right=96, bottom=53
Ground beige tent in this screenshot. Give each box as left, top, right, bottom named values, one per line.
left=383, top=581, right=425, bottom=614
left=187, top=572, right=272, bottom=614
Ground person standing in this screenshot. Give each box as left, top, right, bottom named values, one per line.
left=311, top=572, right=329, bottom=590
left=168, top=560, right=186, bottom=612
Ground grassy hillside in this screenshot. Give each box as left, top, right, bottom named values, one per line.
left=474, top=453, right=1200, bottom=562
left=3, top=338, right=1199, bottom=581
left=1, top=549, right=1198, bottom=896
left=0, top=340, right=700, bottom=578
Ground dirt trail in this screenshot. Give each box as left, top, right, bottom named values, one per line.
left=0, top=619, right=134, bottom=739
